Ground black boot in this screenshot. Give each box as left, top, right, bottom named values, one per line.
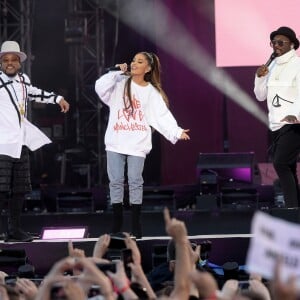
left=111, top=203, right=123, bottom=233
left=5, top=193, right=33, bottom=242
left=131, top=204, right=142, bottom=239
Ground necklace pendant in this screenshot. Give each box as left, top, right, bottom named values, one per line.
left=19, top=103, right=25, bottom=119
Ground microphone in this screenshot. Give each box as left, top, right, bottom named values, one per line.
left=106, top=66, right=122, bottom=72
left=105, top=65, right=131, bottom=72
left=265, top=52, right=277, bottom=66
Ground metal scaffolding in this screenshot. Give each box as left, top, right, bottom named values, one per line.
left=65, top=0, right=105, bottom=184
left=0, top=0, right=34, bottom=77
left=0, top=0, right=106, bottom=185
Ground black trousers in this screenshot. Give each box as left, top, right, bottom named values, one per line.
left=271, top=124, right=300, bottom=208
left=0, top=147, right=31, bottom=193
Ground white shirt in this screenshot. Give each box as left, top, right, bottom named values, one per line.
left=0, top=72, right=62, bottom=158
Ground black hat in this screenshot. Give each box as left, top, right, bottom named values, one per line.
left=270, top=26, right=299, bottom=50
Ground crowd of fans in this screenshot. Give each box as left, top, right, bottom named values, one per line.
left=0, top=207, right=298, bottom=300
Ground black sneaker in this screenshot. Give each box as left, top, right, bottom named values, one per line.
left=5, top=229, right=34, bottom=242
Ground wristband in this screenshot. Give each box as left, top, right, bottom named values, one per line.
left=118, top=283, right=130, bottom=294
left=113, top=279, right=131, bottom=294
left=207, top=290, right=222, bottom=300
left=207, top=292, right=217, bottom=300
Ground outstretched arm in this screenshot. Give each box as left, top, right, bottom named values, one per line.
left=164, top=207, right=191, bottom=300
left=179, top=129, right=190, bottom=140
left=58, top=98, right=70, bottom=113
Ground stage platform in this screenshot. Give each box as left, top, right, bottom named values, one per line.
left=0, top=207, right=299, bottom=277
left=9, top=207, right=300, bottom=238
left=0, top=182, right=298, bottom=278
left=0, top=234, right=252, bottom=277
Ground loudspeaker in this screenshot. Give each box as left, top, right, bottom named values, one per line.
left=56, top=191, right=94, bottom=212
left=220, top=186, right=258, bottom=208
left=197, top=152, right=255, bottom=184
left=270, top=208, right=300, bottom=223
left=196, top=195, right=218, bottom=210
left=0, top=249, right=27, bottom=266
left=142, top=186, right=175, bottom=211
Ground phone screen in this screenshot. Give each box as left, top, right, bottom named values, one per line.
left=5, top=276, right=17, bottom=286
left=238, top=280, right=250, bottom=290
left=109, top=237, right=126, bottom=249
left=96, top=262, right=117, bottom=273
left=121, top=248, right=133, bottom=277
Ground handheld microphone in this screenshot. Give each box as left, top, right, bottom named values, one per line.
left=106, top=66, right=122, bottom=72
left=105, top=65, right=131, bottom=72
left=265, top=52, right=277, bottom=67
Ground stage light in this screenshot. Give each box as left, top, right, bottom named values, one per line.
left=41, top=227, right=88, bottom=240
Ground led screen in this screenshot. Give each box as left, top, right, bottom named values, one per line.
left=215, top=0, right=300, bottom=67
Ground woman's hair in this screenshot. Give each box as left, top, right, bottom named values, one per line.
left=123, top=51, right=169, bottom=112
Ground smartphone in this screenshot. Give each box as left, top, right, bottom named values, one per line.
left=4, top=276, right=17, bottom=286
left=109, top=233, right=126, bottom=249
left=238, top=280, right=250, bottom=290
left=29, top=278, right=44, bottom=287
left=50, top=283, right=65, bottom=298
left=96, top=262, right=117, bottom=273
left=121, top=248, right=133, bottom=278
left=88, top=284, right=101, bottom=297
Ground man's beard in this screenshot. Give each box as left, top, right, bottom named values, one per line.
left=1, top=67, right=19, bottom=77
left=4, top=71, right=18, bottom=77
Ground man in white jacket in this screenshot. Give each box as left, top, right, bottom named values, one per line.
left=0, top=41, right=70, bottom=241
left=254, top=26, right=300, bottom=208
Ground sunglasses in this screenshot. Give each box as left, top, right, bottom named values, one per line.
left=270, top=39, right=290, bottom=47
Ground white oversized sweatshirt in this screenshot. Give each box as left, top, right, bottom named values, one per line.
left=95, top=71, right=184, bottom=157
left=254, top=49, right=300, bottom=131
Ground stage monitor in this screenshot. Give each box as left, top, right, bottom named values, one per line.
left=41, top=226, right=88, bottom=240
left=197, top=152, right=255, bottom=184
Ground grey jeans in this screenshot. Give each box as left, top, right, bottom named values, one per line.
left=106, top=151, right=145, bottom=205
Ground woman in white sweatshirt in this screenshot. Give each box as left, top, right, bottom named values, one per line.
left=95, top=51, right=190, bottom=238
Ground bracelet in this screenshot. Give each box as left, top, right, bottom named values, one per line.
left=118, top=283, right=130, bottom=294
left=207, top=290, right=222, bottom=300
left=206, top=293, right=217, bottom=300
left=113, top=279, right=131, bottom=294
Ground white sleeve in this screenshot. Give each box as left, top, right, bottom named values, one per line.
left=254, top=75, right=268, bottom=102
left=145, top=90, right=183, bottom=144
left=287, top=70, right=300, bottom=117
left=95, top=71, right=126, bottom=105
left=27, top=85, right=62, bottom=104
left=23, top=73, right=62, bottom=104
